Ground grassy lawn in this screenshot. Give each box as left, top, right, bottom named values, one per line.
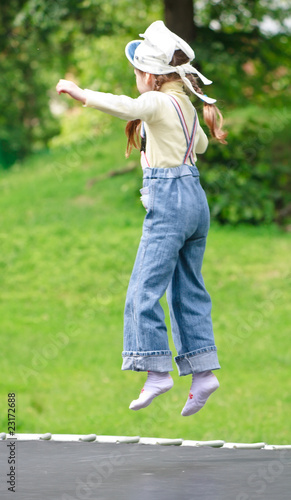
left=0, top=121, right=290, bottom=444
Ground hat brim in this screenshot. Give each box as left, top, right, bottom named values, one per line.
left=125, top=40, right=141, bottom=67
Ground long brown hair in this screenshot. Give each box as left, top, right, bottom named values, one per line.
left=125, top=49, right=227, bottom=157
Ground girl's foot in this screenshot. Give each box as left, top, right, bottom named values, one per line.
left=181, top=370, right=219, bottom=417
left=129, top=371, right=174, bottom=410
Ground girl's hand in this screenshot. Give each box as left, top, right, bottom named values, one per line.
left=56, top=79, right=86, bottom=104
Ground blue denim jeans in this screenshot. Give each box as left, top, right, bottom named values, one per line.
left=122, top=164, right=220, bottom=376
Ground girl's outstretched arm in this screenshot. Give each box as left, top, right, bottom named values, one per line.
left=56, top=79, right=86, bottom=104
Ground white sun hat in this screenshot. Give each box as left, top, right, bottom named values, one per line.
left=125, top=20, right=216, bottom=104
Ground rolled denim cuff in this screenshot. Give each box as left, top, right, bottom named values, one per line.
left=122, top=350, right=173, bottom=372
left=175, top=346, right=220, bottom=376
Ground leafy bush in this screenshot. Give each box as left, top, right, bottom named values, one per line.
left=199, top=105, right=291, bottom=224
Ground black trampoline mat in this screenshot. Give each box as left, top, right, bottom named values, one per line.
left=1, top=441, right=291, bottom=500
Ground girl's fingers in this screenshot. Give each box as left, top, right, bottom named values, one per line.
left=56, top=85, right=67, bottom=95
left=56, top=80, right=69, bottom=94
left=56, top=80, right=84, bottom=103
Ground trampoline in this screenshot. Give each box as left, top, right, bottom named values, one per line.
left=1, top=435, right=291, bottom=500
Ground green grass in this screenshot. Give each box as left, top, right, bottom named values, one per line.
left=1, top=120, right=290, bottom=444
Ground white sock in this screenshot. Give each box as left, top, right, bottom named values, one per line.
left=181, top=370, right=219, bottom=417
left=129, top=371, right=174, bottom=411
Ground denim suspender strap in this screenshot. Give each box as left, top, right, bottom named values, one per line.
left=168, top=95, right=197, bottom=166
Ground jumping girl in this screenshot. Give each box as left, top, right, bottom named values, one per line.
left=56, top=20, right=227, bottom=416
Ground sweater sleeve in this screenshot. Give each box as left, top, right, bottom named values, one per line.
left=84, top=89, right=160, bottom=123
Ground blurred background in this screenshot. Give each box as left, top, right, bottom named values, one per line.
left=1, top=0, right=291, bottom=223
left=0, top=1, right=290, bottom=444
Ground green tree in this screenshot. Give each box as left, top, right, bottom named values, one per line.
left=0, top=0, right=161, bottom=167
left=1, top=0, right=290, bottom=205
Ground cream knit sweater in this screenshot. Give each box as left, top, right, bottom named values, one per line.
left=84, top=81, right=208, bottom=169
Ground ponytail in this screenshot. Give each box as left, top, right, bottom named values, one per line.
left=203, top=103, right=227, bottom=145
left=125, top=119, right=141, bottom=158
left=187, top=73, right=227, bottom=144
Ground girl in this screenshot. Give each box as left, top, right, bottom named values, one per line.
left=56, top=20, right=227, bottom=416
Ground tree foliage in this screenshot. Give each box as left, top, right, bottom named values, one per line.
left=0, top=0, right=160, bottom=166
left=0, top=0, right=290, bottom=223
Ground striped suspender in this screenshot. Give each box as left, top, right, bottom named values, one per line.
left=140, top=95, right=197, bottom=167
left=168, top=95, right=197, bottom=166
